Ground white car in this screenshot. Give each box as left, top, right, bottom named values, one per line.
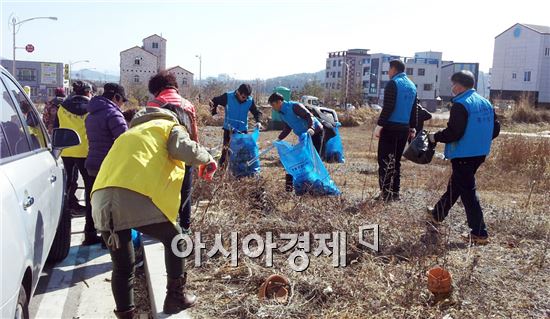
left=0, top=66, right=80, bottom=319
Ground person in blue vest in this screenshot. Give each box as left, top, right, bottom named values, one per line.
left=374, top=60, right=418, bottom=202
left=268, top=92, right=323, bottom=192
left=426, top=71, right=500, bottom=245
left=209, top=84, right=262, bottom=168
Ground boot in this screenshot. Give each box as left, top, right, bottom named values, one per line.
left=114, top=307, right=135, bottom=319
left=82, top=232, right=102, bottom=246
left=163, top=273, right=197, bottom=314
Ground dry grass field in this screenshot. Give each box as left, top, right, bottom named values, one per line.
left=181, top=110, right=550, bottom=319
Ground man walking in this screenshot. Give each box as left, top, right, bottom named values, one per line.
left=427, top=71, right=500, bottom=245
left=374, top=60, right=417, bottom=201
left=209, top=84, right=262, bottom=168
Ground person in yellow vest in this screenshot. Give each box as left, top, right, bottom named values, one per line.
left=54, top=80, right=100, bottom=245
left=92, top=107, right=217, bottom=318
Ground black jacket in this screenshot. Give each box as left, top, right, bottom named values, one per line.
left=54, top=95, right=90, bottom=128
left=434, top=102, right=500, bottom=143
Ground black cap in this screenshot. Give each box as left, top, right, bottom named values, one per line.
left=103, top=83, right=128, bottom=102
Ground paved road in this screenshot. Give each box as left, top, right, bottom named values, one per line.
left=29, top=216, right=115, bottom=318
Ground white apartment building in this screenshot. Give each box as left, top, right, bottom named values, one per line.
left=120, top=34, right=193, bottom=96
left=490, top=23, right=550, bottom=107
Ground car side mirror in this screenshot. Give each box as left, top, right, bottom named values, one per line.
left=51, top=128, right=81, bottom=159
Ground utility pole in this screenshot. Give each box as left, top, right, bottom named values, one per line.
left=195, top=54, right=202, bottom=103
left=11, top=15, right=58, bottom=75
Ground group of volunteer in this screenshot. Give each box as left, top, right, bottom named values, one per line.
left=45, top=58, right=499, bottom=317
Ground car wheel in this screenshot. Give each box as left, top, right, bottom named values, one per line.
left=14, top=284, right=29, bottom=319
left=47, top=208, right=71, bottom=262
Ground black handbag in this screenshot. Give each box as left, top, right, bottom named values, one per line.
left=403, top=130, right=435, bottom=164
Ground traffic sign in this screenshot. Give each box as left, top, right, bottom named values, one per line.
left=25, top=44, right=35, bottom=53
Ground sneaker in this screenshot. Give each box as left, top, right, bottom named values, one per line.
left=374, top=193, right=400, bottom=202
left=69, top=203, right=86, bottom=217
left=461, top=233, right=489, bottom=245
left=425, top=207, right=441, bottom=226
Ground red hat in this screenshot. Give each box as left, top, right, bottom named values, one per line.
left=55, top=87, right=66, bottom=97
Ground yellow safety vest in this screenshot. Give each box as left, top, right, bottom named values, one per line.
left=58, top=106, right=89, bottom=158
left=92, top=119, right=185, bottom=223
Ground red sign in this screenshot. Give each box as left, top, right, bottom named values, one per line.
left=25, top=44, right=35, bottom=53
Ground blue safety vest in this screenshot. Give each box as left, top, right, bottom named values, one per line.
left=388, top=72, right=417, bottom=124
left=223, top=91, right=253, bottom=132
left=444, top=89, right=494, bottom=159
left=279, top=101, right=320, bottom=136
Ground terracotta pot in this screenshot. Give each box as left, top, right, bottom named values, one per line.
left=427, top=267, right=452, bottom=294
left=258, top=274, right=290, bottom=303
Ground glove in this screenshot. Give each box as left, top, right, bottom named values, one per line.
left=374, top=125, right=383, bottom=138
left=255, top=123, right=263, bottom=130
left=428, top=133, right=436, bottom=144
left=307, top=128, right=315, bottom=136
left=199, top=161, right=218, bottom=181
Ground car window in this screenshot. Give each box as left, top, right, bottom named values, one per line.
left=0, top=122, right=11, bottom=158
left=1, top=78, right=31, bottom=156
left=2, top=75, right=47, bottom=150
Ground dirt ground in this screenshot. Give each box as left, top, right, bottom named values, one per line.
left=183, top=122, right=549, bottom=319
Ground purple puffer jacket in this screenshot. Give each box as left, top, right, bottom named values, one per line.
left=85, top=96, right=128, bottom=174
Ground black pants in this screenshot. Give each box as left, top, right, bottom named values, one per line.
left=63, top=157, right=96, bottom=233
left=68, top=165, right=81, bottom=208
left=432, top=156, right=488, bottom=237
left=179, top=165, right=193, bottom=229
left=101, top=222, right=185, bottom=312
left=219, top=128, right=247, bottom=168
left=377, top=129, right=409, bottom=197
left=285, top=131, right=324, bottom=189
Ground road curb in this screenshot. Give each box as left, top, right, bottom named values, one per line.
left=142, top=235, right=192, bottom=319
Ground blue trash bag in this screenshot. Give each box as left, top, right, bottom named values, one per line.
left=229, top=127, right=260, bottom=177
left=324, top=122, right=345, bottom=163
left=274, top=133, right=341, bottom=196
left=131, top=229, right=142, bottom=248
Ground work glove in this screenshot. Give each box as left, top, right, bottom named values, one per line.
left=307, top=128, right=315, bottom=136
left=255, top=123, right=263, bottom=130
left=428, top=133, right=436, bottom=144
left=199, top=160, right=218, bottom=181
left=374, top=125, right=383, bottom=138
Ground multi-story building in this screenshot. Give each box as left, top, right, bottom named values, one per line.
left=0, top=59, right=64, bottom=103
left=490, top=23, right=550, bottom=107
left=120, top=34, right=193, bottom=96
left=363, top=53, right=401, bottom=103
left=439, top=62, right=480, bottom=101
left=325, top=49, right=370, bottom=104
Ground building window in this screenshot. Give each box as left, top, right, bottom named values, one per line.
left=424, top=84, right=433, bottom=91
left=418, top=68, right=425, bottom=76
left=16, top=68, right=37, bottom=81
left=182, top=78, right=187, bottom=86
left=337, top=71, right=341, bottom=78
left=435, top=75, right=438, bottom=82
left=512, top=73, right=517, bottom=79
left=326, top=72, right=329, bottom=78
left=363, top=67, right=370, bottom=76
left=406, top=68, right=414, bottom=76
left=362, top=81, right=368, bottom=88
left=381, top=71, right=388, bottom=75
left=545, top=48, right=550, bottom=56
left=338, top=60, right=342, bottom=66
left=333, top=60, right=337, bottom=67
left=152, top=42, right=159, bottom=49
left=332, top=72, right=336, bottom=78
left=134, top=58, right=141, bottom=65
left=134, top=75, right=140, bottom=83
left=524, top=71, right=531, bottom=82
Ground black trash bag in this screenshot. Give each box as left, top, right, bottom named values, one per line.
left=403, top=130, right=435, bottom=164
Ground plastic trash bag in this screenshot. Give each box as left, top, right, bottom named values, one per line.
left=229, top=127, right=260, bottom=177
left=275, top=133, right=341, bottom=196
left=324, top=122, right=345, bottom=163
left=403, top=130, right=435, bottom=164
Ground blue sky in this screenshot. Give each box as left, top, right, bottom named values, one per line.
left=1, top=0, right=549, bottom=79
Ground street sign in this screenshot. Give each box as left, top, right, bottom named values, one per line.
left=25, top=44, right=35, bottom=53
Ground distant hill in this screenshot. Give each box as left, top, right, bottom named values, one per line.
left=71, top=69, right=119, bottom=83
left=263, top=70, right=324, bottom=92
